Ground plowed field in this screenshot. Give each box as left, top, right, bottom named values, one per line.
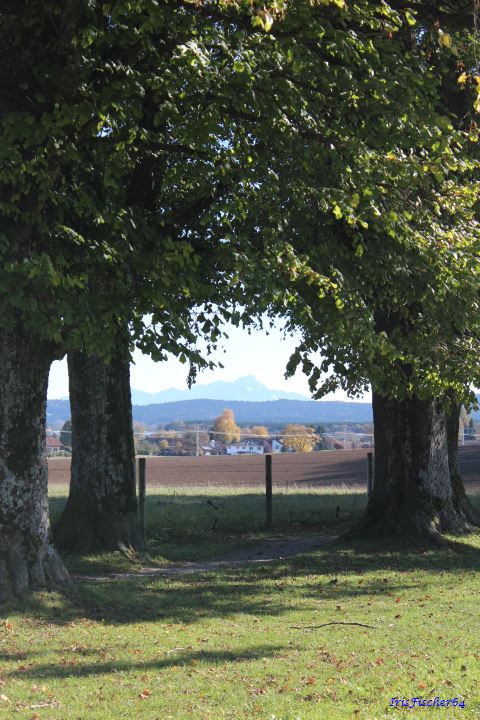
left=48, top=444, right=480, bottom=491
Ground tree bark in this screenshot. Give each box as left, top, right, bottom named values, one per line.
left=0, top=329, right=70, bottom=599
left=446, top=404, right=480, bottom=527
left=351, top=392, right=473, bottom=540
left=53, top=351, right=140, bottom=553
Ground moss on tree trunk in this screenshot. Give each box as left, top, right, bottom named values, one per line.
left=53, top=351, right=139, bottom=553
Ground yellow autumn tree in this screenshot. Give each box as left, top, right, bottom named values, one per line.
left=213, top=409, right=241, bottom=444
left=250, top=425, right=269, bottom=437
left=282, top=424, right=317, bottom=453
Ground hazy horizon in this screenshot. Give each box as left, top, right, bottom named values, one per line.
left=48, top=320, right=372, bottom=403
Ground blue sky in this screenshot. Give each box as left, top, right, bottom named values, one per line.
left=47, top=319, right=371, bottom=402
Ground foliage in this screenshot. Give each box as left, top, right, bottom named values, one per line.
left=59, top=420, right=72, bottom=448
left=221, top=0, right=480, bottom=405
left=3, top=0, right=479, bottom=405
left=464, top=417, right=476, bottom=440
left=282, top=424, right=317, bottom=453
left=0, top=1, right=272, bottom=364
left=250, top=425, right=269, bottom=437
left=241, top=425, right=270, bottom=437
left=212, top=409, right=241, bottom=444
left=314, top=424, right=330, bottom=450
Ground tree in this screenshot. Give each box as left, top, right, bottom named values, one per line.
left=191, top=1, right=478, bottom=538
left=250, top=426, right=269, bottom=437
left=315, top=425, right=330, bottom=451
left=54, top=352, right=139, bottom=553
left=182, top=430, right=210, bottom=455
left=3, top=0, right=477, bottom=595
left=0, top=0, right=286, bottom=588
left=0, top=337, right=70, bottom=598
left=0, top=0, right=251, bottom=594
left=282, top=425, right=317, bottom=453
left=465, top=418, right=475, bottom=440
left=132, top=421, right=146, bottom=436
left=59, top=421, right=72, bottom=449
left=252, top=5, right=480, bottom=539
left=213, top=410, right=241, bottom=444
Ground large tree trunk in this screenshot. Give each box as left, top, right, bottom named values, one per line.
left=446, top=404, right=480, bottom=527
left=352, top=392, right=473, bottom=540
left=53, top=351, right=139, bottom=553
left=0, top=330, right=70, bottom=599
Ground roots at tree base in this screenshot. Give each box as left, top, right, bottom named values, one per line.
left=347, top=392, right=479, bottom=542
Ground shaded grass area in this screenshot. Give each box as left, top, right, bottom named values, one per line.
left=0, top=533, right=479, bottom=719
left=49, top=485, right=367, bottom=575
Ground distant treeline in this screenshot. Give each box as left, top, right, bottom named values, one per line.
left=46, top=396, right=480, bottom=428
left=48, top=397, right=376, bottom=426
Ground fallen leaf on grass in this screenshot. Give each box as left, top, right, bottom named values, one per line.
left=18, top=663, right=36, bottom=673
left=139, top=689, right=151, bottom=699
left=69, top=644, right=88, bottom=654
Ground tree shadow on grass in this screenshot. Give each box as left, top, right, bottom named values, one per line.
left=51, top=491, right=368, bottom=576
left=7, top=645, right=289, bottom=681
left=3, top=526, right=478, bottom=635
left=52, top=490, right=480, bottom=582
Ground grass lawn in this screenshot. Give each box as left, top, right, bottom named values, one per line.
left=0, top=488, right=478, bottom=719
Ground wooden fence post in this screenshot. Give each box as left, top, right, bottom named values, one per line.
left=366, top=452, right=374, bottom=499
left=138, top=457, right=146, bottom=550
left=265, top=453, right=273, bottom=529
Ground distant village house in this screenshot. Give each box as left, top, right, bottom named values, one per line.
left=46, top=437, right=69, bottom=454
left=226, top=438, right=283, bottom=456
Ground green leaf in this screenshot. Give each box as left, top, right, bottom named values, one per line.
left=405, top=11, right=416, bottom=26
left=264, top=14, right=274, bottom=32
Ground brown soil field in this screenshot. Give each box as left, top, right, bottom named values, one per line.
left=48, top=444, right=480, bottom=491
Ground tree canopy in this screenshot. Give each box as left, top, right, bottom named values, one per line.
left=4, top=0, right=478, bottom=392
left=218, top=1, right=480, bottom=406
left=282, top=424, right=317, bottom=453
left=213, top=409, right=241, bottom=444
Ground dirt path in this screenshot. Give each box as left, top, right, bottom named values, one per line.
left=78, top=534, right=336, bottom=582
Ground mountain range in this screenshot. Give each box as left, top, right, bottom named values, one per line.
left=46, top=373, right=480, bottom=427
left=130, top=375, right=308, bottom=405
left=47, top=375, right=374, bottom=426
left=46, top=397, right=373, bottom=426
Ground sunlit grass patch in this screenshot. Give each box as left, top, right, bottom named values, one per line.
left=1, top=532, right=479, bottom=719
